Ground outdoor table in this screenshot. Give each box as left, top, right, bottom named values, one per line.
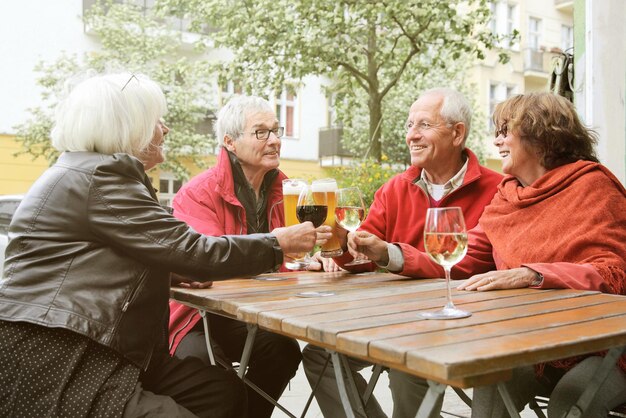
left=170, top=270, right=626, bottom=418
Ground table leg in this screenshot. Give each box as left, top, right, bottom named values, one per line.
left=565, top=345, right=626, bottom=418
left=363, top=364, right=384, bottom=405
left=237, top=323, right=258, bottom=378
left=329, top=350, right=362, bottom=418
left=415, top=380, right=446, bottom=418
left=199, top=310, right=216, bottom=366
left=497, top=382, right=522, bottom=418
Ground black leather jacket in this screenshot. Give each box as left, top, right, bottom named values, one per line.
left=0, top=152, right=283, bottom=369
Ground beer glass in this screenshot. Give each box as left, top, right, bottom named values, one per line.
left=281, top=179, right=309, bottom=269
left=312, top=178, right=343, bottom=257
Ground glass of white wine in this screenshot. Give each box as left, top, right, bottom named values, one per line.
left=335, top=187, right=370, bottom=266
left=418, top=207, right=471, bottom=320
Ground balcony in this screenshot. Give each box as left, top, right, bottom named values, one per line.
left=523, top=48, right=552, bottom=83
left=555, top=0, right=574, bottom=13
left=318, top=127, right=353, bottom=167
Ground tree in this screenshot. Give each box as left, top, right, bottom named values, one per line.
left=157, top=0, right=512, bottom=162
left=14, top=0, right=216, bottom=179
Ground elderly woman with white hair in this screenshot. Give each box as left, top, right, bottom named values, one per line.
left=0, top=73, right=320, bottom=418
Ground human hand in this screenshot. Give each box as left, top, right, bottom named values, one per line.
left=457, top=267, right=538, bottom=291
left=314, top=225, right=333, bottom=247
left=272, top=222, right=318, bottom=255
left=348, top=231, right=389, bottom=264
left=170, top=272, right=213, bottom=289
left=306, top=251, right=343, bottom=272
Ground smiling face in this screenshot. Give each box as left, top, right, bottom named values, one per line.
left=223, top=111, right=281, bottom=182
left=493, top=123, right=546, bottom=186
left=141, top=119, right=169, bottom=170
left=405, top=93, right=465, bottom=182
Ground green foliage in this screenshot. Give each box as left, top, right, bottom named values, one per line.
left=157, top=0, right=512, bottom=164
left=329, top=157, right=405, bottom=209
left=13, top=0, right=217, bottom=179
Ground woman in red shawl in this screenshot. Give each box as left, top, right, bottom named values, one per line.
left=351, top=92, right=626, bottom=417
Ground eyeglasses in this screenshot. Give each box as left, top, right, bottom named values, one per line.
left=495, top=123, right=508, bottom=138
left=405, top=120, right=440, bottom=134
left=121, top=74, right=139, bottom=91
left=241, top=127, right=285, bottom=141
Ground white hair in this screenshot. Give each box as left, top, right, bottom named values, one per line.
left=215, top=95, right=273, bottom=145
left=421, top=87, right=472, bottom=141
left=51, top=72, right=167, bottom=158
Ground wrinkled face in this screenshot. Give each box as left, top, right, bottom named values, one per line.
left=493, top=123, right=542, bottom=185
left=405, top=94, right=460, bottom=170
left=142, top=119, right=169, bottom=170
left=224, top=111, right=281, bottom=176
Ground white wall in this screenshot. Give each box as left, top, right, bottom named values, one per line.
left=575, top=0, right=626, bottom=184
left=0, top=0, right=100, bottom=134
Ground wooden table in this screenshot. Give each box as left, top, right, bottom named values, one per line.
left=171, top=271, right=626, bottom=418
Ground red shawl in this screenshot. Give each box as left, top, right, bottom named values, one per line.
left=480, top=160, right=626, bottom=373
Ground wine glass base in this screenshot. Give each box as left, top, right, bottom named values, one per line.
left=418, top=307, right=471, bottom=320
left=320, top=249, right=343, bottom=258
left=344, top=259, right=371, bottom=266
left=284, top=260, right=309, bottom=270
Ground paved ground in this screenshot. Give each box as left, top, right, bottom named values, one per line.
left=271, top=343, right=540, bottom=417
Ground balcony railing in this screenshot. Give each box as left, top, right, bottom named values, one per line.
left=318, top=126, right=354, bottom=167
left=523, top=48, right=546, bottom=73
left=318, top=127, right=351, bottom=158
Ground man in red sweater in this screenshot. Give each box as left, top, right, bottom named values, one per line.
left=303, top=88, right=503, bottom=418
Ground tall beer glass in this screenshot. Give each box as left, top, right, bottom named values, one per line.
left=282, top=179, right=309, bottom=269
left=312, top=178, right=343, bottom=257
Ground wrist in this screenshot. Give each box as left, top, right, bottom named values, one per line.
left=530, top=271, right=544, bottom=287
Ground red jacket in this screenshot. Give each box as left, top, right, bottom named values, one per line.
left=335, top=149, right=503, bottom=275
left=168, top=148, right=287, bottom=354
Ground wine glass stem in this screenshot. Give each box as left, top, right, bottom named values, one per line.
left=444, top=266, right=456, bottom=310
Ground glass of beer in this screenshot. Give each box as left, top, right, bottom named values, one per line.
left=282, top=179, right=309, bottom=269
left=312, top=178, right=343, bottom=258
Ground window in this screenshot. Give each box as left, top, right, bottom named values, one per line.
left=489, top=82, right=517, bottom=129
left=528, top=17, right=542, bottom=50
left=275, top=90, right=298, bottom=138
left=489, top=1, right=519, bottom=49
left=158, top=174, right=184, bottom=206
left=561, top=25, right=574, bottom=52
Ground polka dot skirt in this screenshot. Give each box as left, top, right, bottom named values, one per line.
left=0, top=320, right=139, bottom=418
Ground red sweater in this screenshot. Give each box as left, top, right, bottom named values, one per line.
left=335, top=149, right=503, bottom=274
left=168, top=148, right=287, bottom=354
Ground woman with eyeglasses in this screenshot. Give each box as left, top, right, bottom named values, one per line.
left=0, top=72, right=323, bottom=418
left=353, top=92, right=626, bottom=417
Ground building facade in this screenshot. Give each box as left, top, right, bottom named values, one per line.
left=1, top=0, right=624, bottom=198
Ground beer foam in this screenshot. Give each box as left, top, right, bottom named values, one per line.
left=283, top=181, right=306, bottom=195
left=311, top=179, right=338, bottom=193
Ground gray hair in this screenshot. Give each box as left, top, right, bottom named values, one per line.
left=421, top=88, right=472, bottom=141
left=51, top=72, right=167, bottom=158
left=216, top=95, right=274, bottom=145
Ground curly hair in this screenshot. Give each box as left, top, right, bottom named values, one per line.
left=492, top=92, right=598, bottom=169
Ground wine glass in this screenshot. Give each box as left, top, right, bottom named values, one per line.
left=335, top=187, right=370, bottom=266
left=296, top=185, right=328, bottom=228
left=418, top=207, right=471, bottom=320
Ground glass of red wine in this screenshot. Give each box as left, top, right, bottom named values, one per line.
left=296, top=185, right=328, bottom=228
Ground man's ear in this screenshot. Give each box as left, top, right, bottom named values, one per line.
left=452, top=122, right=466, bottom=147
left=223, top=135, right=236, bottom=152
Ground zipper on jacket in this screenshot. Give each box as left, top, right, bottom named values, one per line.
left=168, top=313, right=197, bottom=352
left=122, top=270, right=149, bottom=312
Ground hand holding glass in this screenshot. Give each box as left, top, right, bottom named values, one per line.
left=312, top=178, right=343, bottom=257
left=418, top=207, right=471, bottom=319
left=281, top=179, right=310, bottom=270
left=335, top=187, right=369, bottom=266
